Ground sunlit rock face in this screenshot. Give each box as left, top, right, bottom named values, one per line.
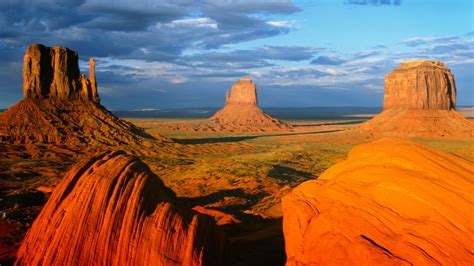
left=383, top=60, right=456, bottom=110
left=357, top=60, right=474, bottom=138
left=282, top=138, right=473, bottom=265
left=15, top=151, right=225, bottom=266
left=210, top=78, right=290, bottom=131
left=0, top=43, right=167, bottom=147
left=23, top=44, right=99, bottom=103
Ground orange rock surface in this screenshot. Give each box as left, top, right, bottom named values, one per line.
left=209, top=78, right=290, bottom=132
left=16, top=150, right=225, bottom=265
left=282, top=138, right=474, bottom=265
left=23, top=44, right=99, bottom=103
left=384, top=60, right=456, bottom=110
left=0, top=44, right=167, bottom=149
left=359, top=60, right=474, bottom=138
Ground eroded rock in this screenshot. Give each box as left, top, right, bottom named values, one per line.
left=16, top=151, right=225, bottom=265
left=282, top=138, right=473, bottom=265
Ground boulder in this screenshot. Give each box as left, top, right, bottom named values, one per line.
left=282, top=138, right=473, bottom=265
left=16, top=150, right=225, bottom=265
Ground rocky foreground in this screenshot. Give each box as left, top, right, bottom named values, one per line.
left=16, top=151, right=225, bottom=265
left=282, top=138, right=473, bottom=265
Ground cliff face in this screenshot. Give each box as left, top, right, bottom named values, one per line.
left=282, top=138, right=473, bottom=265
left=225, top=78, right=258, bottom=106
left=210, top=78, right=290, bottom=132
left=16, top=151, right=225, bottom=265
left=23, top=44, right=99, bottom=103
left=384, top=60, right=456, bottom=110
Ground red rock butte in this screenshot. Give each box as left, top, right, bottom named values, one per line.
left=358, top=60, right=474, bottom=138
left=15, top=150, right=225, bottom=265
left=384, top=60, right=456, bottom=110
left=23, top=44, right=99, bottom=103
left=0, top=43, right=166, bottom=149
left=209, top=78, right=290, bottom=132
left=282, top=138, right=474, bottom=265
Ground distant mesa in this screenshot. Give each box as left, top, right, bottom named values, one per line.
left=384, top=60, right=456, bottom=110
left=209, top=78, right=291, bottom=132
left=16, top=150, right=225, bottom=265
left=0, top=43, right=167, bottom=150
left=283, top=138, right=473, bottom=265
left=359, top=60, right=474, bottom=138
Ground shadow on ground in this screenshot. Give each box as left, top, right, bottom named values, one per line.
left=172, top=129, right=344, bottom=144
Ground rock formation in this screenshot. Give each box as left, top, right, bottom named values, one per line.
left=23, top=44, right=99, bottom=103
left=0, top=44, right=167, bottom=150
left=359, top=60, right=474, bottom=138
left=282, top=138, right=473, bottom=265
left=209, top=78, right=290, bottom=132
left=384, top=60, right=456, bottom=110
left=16, top=150, right=225, bottom=265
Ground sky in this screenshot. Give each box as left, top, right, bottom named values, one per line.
left=0, top=0, right=472, bottom=110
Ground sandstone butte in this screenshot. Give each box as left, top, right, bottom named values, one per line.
left=358, top=60, right=474, bottom=138
left=15, top=150, right=225, bottom=265
left=0, top=44, right=166, bottom=150
left=209, top=78, right=291, bottom=132
left=282, top=138, right=474, bottom=265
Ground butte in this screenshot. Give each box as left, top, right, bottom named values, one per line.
left=208, top=78, right=291, bottom=132
left=0, top=44, right=167, bottom=157
left=358, top=60, right=474, bottom=138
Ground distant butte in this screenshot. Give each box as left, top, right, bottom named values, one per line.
left=209, top=78, right=291, bottom=132
left=0, top=44, right=167, bottom=155
left=358, top=60, right=474, bottom=138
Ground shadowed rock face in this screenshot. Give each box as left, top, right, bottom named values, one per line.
left=384, top=60, right=456, bottom=110
left=15, top=150, right=225, bottom=265
left=210, top=78, right=290, bottom=131
left=23, top=44, right=99, bottom=103
left=282, top=138, right=473, bottom=265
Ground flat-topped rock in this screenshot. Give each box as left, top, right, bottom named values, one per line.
left=23, top=44, right=99, bottom=103
left=384, top=60, right=456, bottom=110
left=225, top=78, right=258, bottom=106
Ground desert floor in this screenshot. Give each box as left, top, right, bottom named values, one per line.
left=1, top=115, right=473, bottom=265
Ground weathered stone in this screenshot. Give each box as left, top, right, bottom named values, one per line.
left=210, top=78, right=290, bottom=131
left=23, top=44, right=99, bottom=103
left=16, top=150, right=225, bottom=265
left=283, top=138, right=473, bottom=265
left=384, top=60, right=456, bottom=110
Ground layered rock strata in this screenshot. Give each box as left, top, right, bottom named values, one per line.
left=282, top=138, right=473, bottom=265
left=16, top=150, right=225, bottom=265
left=358, top=60, right=474, bottom=138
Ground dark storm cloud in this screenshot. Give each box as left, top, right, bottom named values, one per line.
left=311, top=56, right=346, bottom=65
left=345, top=0, right=402, bottom=6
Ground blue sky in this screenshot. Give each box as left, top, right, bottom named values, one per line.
left=0, top=0, right=472, bottom=109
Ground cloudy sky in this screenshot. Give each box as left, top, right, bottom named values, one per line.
left=0, top=0, right=472, bottom=109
